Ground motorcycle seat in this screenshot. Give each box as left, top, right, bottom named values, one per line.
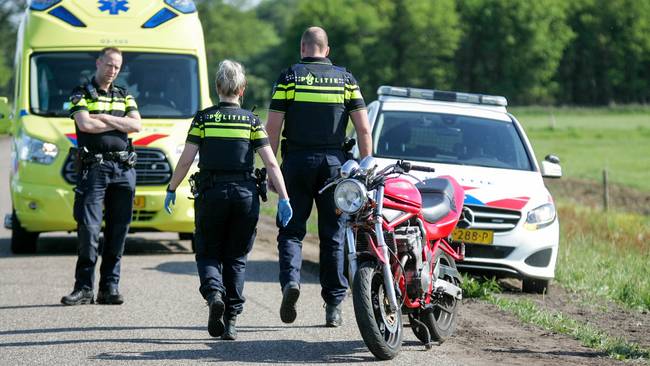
left=416, top=178, right=456, bottom=223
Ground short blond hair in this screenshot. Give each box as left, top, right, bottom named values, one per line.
left=216, top=60, right=246, bottom=97
left=99, top=47, right=121, bottom=60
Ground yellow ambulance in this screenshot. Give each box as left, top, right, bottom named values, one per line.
left=1, top=0, right=210, bottom=253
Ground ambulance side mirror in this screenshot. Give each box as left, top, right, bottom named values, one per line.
left=0, top=97, right=11, bottom=134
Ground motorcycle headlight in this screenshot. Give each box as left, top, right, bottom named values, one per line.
left=524, top=203, right=556, bottom=230
left=334, top=179, right=367, bottom=214
left=18, top=132, right=58, bottom=165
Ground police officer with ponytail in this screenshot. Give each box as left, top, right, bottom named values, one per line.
left=165, top=60, right=292, bottom=341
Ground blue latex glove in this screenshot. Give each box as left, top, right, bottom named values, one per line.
left=278, top=198, right=293, bottom=227
left=164, top=191, right=176, bottom=214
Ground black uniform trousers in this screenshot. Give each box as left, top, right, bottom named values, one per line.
left=194, top=179, right=259, bottom=318
left=73, top=160, right=135, bottom=292
left=277, top=149, right=348, bottom=306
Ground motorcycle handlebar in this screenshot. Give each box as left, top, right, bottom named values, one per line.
left=396, top=160, right=435, bottom=173
left=410, top=165, right=435, bottom=172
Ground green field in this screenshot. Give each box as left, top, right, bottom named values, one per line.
left=510, top=107, right=650, bottom=192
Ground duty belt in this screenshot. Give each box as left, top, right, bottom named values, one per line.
left=78, top=149, right=136, bottom=167
left=188, top=170, right=254, bottom=199
left=98, top=151, right=130, bottom=162
left=203, top=170, right=254, bottom=183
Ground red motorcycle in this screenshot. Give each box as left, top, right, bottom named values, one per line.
left=321, top=157, right=465, bottom=360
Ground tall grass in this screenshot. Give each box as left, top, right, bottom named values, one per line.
left=555, top=201, right=650, bottom=311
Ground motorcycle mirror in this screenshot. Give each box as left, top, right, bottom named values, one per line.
left=358, top=156, right=377, bottom=175
left=340, top=160, right=360, bottom=178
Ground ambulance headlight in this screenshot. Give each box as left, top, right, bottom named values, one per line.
left=18, top=132, right=58, bottom=165
left=524, top=203, right=556, bottom=230
left=334, top=179, right=367, bottom=214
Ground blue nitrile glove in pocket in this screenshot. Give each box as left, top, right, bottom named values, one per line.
left=278, top=198, right=293, bottom=227
left=164, top=191, right=176, bottom=214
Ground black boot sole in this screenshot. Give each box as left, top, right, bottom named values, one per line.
left=96, top=298, right=123, bottom=305
left=280, top=287, right=300, bottom=324
left=221, top=332, right=237, bottom=341
left=208, top=300, right=225, bottom=337
left=60, top=297, right=94, bottom=306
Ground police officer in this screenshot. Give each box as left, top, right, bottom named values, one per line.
left=61, top=47, right=141, bottom=306
left=164, top=60, right=292, bottom=341
left=266, top=27, right=373, bottom=327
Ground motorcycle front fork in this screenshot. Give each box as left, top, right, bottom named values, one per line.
left=345, top=225, right=398, bottom=312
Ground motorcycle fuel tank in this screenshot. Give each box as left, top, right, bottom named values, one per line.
left=384, top=177, right=422, bottom=208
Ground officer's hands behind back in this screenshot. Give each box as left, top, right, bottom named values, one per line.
left=278, top=198, right=292, bottom=227
left=164, top=191, right=176, bottom=214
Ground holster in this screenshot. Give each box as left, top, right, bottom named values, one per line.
left=125, top=138, right=137, bottom=168
left=69, top=147, right=81, bottom=173
left=70, top=146, right=101, bottom=172
left=342, top=137, right=356, bottom=160
left=254, top=168, right=268, bottom=202
left=188, top=172, right=199, bottom=199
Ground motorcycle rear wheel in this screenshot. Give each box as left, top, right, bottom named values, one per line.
left=352, top=261, right=403, bottom=360
left=417, top=250, right=460, bottom=343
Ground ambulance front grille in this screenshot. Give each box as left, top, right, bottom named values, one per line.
left=61, top=147, right=172, bottom=186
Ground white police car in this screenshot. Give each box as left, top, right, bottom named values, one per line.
left=355, top=86, right=562, bottom=293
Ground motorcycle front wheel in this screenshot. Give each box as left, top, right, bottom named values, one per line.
left=418, top=249, right=460, bottom=343
left=352, top=261, right=403, bottom=360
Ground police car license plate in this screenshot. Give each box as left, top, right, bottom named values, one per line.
left=133, top=196, right=145, bottom=209
left=452, top=228, right=493, bottom=245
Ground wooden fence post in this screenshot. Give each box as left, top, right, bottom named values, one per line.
left=603, top=169, right=609, bottom=212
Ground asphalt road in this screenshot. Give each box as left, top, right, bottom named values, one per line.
left=0, top=136, right=462, bottom=365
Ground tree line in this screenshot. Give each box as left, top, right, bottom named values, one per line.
left=1, top=0, right=649, bottom=107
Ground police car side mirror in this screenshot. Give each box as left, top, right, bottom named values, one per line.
left=0, top=97, right=10, bottom=134
left=541, top=154, right=562, bottom=179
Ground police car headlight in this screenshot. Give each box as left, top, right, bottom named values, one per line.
left=524, top=203, right=556, bottom=230
left=334, top=179, right=367, bottom=214
left=18, top=132, right=58, bottom=165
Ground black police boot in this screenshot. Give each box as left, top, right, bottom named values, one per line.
left=207, top=291, right=225, bottom=337
left=280, top=281, right=300, bottom=324
left=325, top=303, right=343, bottom=328
left=222, top=316, right=237, bottom=341
left=60, top=289, right=94, bottom=306
left=96, top=288, right=124, bottom=305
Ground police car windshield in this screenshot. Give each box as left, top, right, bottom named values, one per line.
left=30, top=52, right=200, bottom=118
left=373, top=111, right=534, bottom=171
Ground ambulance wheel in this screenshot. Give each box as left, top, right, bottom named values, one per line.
left=10, top=210, right=39, bottom=254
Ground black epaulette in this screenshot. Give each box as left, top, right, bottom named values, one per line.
left=250, top=105, right=259, bottom=118
left=84, top=81, right=100, bottom=101
left=111, top=84, right=128, bottom=97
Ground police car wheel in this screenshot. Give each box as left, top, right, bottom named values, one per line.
left=10, top=209, right=39, bottom=254
left=522, top=277, right=550, bottom=294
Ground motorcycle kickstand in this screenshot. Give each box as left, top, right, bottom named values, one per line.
left=410, top=316, right=433, bottom=350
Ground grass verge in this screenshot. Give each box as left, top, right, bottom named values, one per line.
left=555, top=201, right=650, bottom=312
left=461, top=275, right=650, bottom=362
